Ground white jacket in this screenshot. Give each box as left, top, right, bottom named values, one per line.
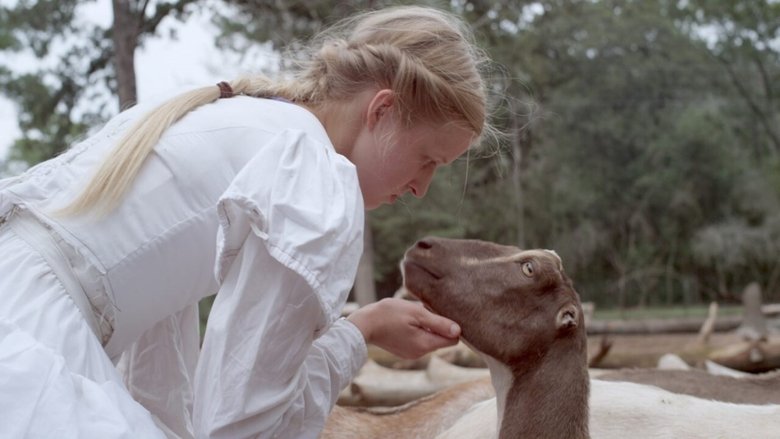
left=0, top=93, right=367, bottom=438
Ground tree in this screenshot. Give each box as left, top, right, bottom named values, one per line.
left=0, top=0, right=199, bottom=167
left=674, top=0, right=780, bottom=158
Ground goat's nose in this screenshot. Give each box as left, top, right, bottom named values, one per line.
left=416, top=239, right=434, bottom=250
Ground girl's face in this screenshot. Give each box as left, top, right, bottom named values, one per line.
left=351, top=116, right=473, bottom=209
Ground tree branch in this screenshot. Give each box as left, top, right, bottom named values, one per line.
left=138, top=0, right=198, bottom=37
left=715, top=53, right=780, bottom=153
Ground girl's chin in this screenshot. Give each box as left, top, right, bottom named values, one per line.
left=363, top=199, right=382, bottom=210
left=363, top=194, right=397, bottom=210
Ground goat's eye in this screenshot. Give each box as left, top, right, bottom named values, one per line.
left=521, top=261, right=534, bottom=277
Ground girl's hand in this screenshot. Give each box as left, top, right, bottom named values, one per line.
left=347, top=298, right=461, bottom=359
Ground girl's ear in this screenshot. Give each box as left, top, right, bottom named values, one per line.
left=366, top=89, right=395, bottom=130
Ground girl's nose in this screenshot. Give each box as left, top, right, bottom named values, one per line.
left=410, top=172, right=434, bottom=198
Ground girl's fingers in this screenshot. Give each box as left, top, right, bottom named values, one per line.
left=415, top=303, right=461, bottom=339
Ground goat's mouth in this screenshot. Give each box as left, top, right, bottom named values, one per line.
left=401, top=259, right=442, bottom=312
left=401, top=260, right=467, bottom=337
left=402, top=258, right=443, bottom=281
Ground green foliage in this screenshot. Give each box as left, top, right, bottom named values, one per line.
left=5, top=0, right=82, bottom=57
left=212, top=0, right=444, bottom=52
left=1, top=1, right=112, bottom=167
left=3, top=72, right=91, bottom=163
left=0, top=7, right=20, bottom=51
left=474, top=0, right=778, bottom=306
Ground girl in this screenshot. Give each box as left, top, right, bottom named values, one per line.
left=0, top=5, right=490, bottom=438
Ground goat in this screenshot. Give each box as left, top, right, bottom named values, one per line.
left=325, top=377, right=494, bottom=438
left=323, top=237, right=780, bottom=439
left=337, top=357, right=490, bottom=407
left=325, top=237, right=588, bottom=438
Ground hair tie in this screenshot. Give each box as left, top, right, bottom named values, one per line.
left=217, top=81, right=234, bottom=99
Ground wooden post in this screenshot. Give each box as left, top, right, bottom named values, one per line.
left=353, top=216, right=377, bottom=307
left=737, top=282, right=768, bottom=342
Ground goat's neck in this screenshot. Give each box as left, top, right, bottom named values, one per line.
left=481, top=344, right=589, bottom=439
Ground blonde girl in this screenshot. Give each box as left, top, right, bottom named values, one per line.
left=0, top=6, right=489, bottom=438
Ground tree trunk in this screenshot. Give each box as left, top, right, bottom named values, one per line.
left=353, top=216, right=377, bottom=307
left=509, top=98, right=528, bottom=248
left=112, top=0, right=139, bottom=109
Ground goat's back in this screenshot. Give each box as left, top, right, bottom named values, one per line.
left=597, top=368, right=780, bottom=405
left=322, top=377, right=494, bottom=439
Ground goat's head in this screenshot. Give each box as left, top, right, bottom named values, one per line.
left=401, top=237, right=586, bottom=369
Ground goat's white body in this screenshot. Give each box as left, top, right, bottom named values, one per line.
left=590, top=380, right=780, bottom=439
left=428, top=379, right=780, bottom=439
left=434, top=398, right=495, bottom=439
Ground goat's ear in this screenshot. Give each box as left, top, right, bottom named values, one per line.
left=556, top=303, right=579, bottom=331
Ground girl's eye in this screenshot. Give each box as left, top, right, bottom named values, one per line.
left=521, top=261, right=534, bottom=277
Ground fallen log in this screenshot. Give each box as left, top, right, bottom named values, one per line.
left=737, top=283, right=769, bottom=341
left=586, top=315, right=742, bottom=335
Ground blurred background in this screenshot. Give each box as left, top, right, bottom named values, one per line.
left=2, top=0, right=780, bottom=324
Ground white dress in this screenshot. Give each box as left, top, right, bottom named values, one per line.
left=0, top=93, right=367, bottom=438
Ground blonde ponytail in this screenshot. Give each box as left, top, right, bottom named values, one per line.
left=60, top=86, right=222, bottom=216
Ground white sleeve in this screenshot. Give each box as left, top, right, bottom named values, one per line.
left=192, top=232, right=367, bottom=439
left=193, top=129, right=365, bottom=438
left=211, top=129, right=364, bottom=329
left=301, top=317, right=368, bottom=427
